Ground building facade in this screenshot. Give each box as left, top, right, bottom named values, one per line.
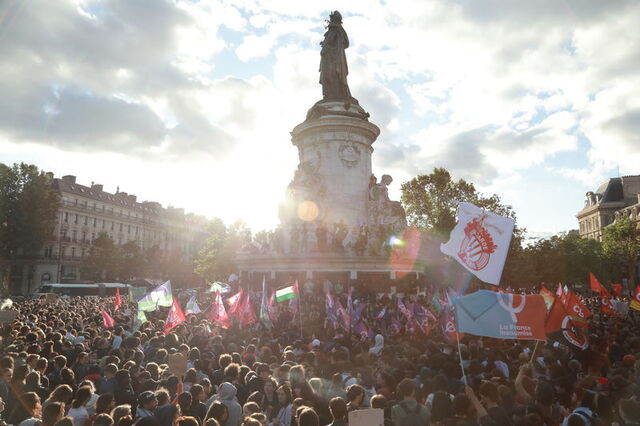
left=9, top=174, right=209, bottom=295
left=576, top=176, right=640, bottom=240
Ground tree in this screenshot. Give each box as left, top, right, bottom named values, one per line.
left=82, top=232, right=119, bottom=281
left=0, top=163, right=59, bottom=293
left=118, top=240, right=144, bottom=281
left=602, top=215, right=640, bottom=288
left=194, top=219, right=251, bottom=283
left=401, top=168, right=516, bottom=239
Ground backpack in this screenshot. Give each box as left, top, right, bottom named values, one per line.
left=398, top=401, right=424, bottom=426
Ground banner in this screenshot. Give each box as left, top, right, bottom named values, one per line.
left=564, top=291, right=591, bottom=327
left=138, top=281, right=173, bottom=312
left=453, top=290, right=546, bottom=340
left=226, top=289, right=244, bottom=318
left=611, top=283, right=622, bottom=297
left=440, top=202, right=514, bottom=285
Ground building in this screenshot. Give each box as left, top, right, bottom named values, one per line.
left=576, top=175, right=640, bottom=240
left=9, top=173, right=209, bottom=295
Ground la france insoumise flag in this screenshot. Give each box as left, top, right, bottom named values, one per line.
left=441, top=202, right=515, bottom=285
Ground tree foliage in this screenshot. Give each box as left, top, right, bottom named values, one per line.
left=602, top=215, right=640, bottom=288
left=0, top=163, right=59, bottom=292
left=194, top=219, right=251, bottom=283
left=401, top=168, right=517, bottom=239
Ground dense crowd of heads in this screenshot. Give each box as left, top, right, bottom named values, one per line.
left=0, top=290, right=639, bottom=426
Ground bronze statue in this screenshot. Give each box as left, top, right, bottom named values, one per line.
left=319, top=11, right=352, bottom=101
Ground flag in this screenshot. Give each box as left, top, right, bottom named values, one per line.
left=631, top=286, right=640, bottom=311
left=564, top=291, right=591, bottom=327
left=260, top=278, right=273, bottom=329
left=347, top=288, right=353, bottom=317
left=238, top=292, right=257, bottom=326
left=611, top=283, right=622, bottom=297
left=540, top=286, right=555, bottom=310
left=354, top=322, right=374, bottom=340
left=276, top=281, right=299, bottom=302
left=545, top=298, right=588, bottom=350
left=397, top=298, right=413, bottom=320
left=114, top=288, right=122, bottom=311
left=226, top=289, right=244, bottom=318
left=453, top=290, right=546, bottom=340
left=441, top=307, right=461, bottom=344
left=351, top=303, right=366, bottom=325
left=375, top=306, right=387, bottom=320
left=133, top=308, right=147, bottom=331
left=325, top=293, right=339, bottom=327
left=440, top=202, right=515, bottom=285
left=209, top=291, right=231, bottom=329
left=589, top=273, right=611, bottom=297
left=164, top=297, right=186, bottom=335
left=185, top=295, right=202, bottom=315
left=288, top=295, right=299, bottom=314
left=555, top=283, right=563, bottom=297
left=101, top=310, right=115, bottom=328
left=267, top=290, right=277, bottom=321
left=336, top=300, right=350, bottom=329
left=138, top=281, right=173, bottom=312
left=207, top=282, right=231, bottom=294
left=601, top=296, right=617, bottom=316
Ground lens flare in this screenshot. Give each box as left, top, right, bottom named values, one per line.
left=389, top=227, right=422, bottom=278
left=297, top=200, right=319, bottom=222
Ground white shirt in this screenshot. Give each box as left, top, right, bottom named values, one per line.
left=68, top=406, right=89, bottom=426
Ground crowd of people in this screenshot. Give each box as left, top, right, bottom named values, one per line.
left=0, top=285, right=639, bottom=426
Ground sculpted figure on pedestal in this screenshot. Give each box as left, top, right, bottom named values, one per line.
left=319, top=11, right=352, bottom=101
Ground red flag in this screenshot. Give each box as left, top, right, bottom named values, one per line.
left=555, top=283, right=563, bottom=297
left=600, top=296, right=616, bottom=316
left=564, top=291, right=591, bottom=327
left=239, top=293, right=257, bottom=326
left=164, top=297, right=186, bottom=335
left=611, top=283, right=622, bottom=297
left=226, top=288, right=244, bottom=318
left=589, top=273, right=611, bottom=297
left=540, top=286, right=555, bottom=309
left=209, top=291, right=231, bottom=329
left=101, top=310, right=115, bottom=328
left=114, top=288, right=122, bottom=311
left=545, top=298, right=588, bottom=349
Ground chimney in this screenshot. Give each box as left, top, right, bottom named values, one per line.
left=62, top=175, right=76, bottom=184
left=91, top=183, right=103, bottom=192
left=128, top=194, right=137, bottom=202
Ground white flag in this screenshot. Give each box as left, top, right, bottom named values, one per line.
left=138, top=280, right=173, bottom=312
left=185, top=295, right=202, bottom=315
left=440, top=202, right=514, bottom=285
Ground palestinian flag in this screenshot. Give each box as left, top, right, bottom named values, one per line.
left=276, top=281, right=299, bottom=302
left=630, top=285, right=640, bottom=311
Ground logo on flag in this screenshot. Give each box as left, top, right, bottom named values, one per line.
left=454, top=290, right=546, bottom=340
left=458, top=218, right=497, bottom=271
left=441, top=202, right=514, bottom=285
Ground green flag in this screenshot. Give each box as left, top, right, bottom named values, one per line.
left=129, top=286, right=147, bottom=303
left=138, top=281, right=173, bottom=312
left=133, top=308, right=147, bottom=330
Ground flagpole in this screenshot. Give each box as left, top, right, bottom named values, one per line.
left=529, top=340, right=540, bottom=364
left=455, top=320, right=467, bottom=385
left=299, top=290, right=304, bottom=339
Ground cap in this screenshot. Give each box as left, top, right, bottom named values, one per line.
left=311, top=339, right=321, bottom=347
left=138, top=391, right=157, bottom=405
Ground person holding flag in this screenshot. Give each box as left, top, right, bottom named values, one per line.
left=164, top=297, right=186, bottom=335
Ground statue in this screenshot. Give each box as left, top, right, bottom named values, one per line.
left=315, top=221, right=328, bottom=252
left=319, top=11, right=352, bottom=101
left=368, top=174, right=408, bottom=235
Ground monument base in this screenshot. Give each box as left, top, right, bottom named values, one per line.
left=235, top=252, right=424, bottom=291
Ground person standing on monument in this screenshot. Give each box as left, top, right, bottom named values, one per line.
left=319, top=11, right=352, bottom=100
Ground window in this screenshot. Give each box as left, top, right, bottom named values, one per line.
left=119, top=223, right=123, bottom=232
left=62, top=229, right=67, bottom=239
left=64, top=212, right=68, bottom=223
left=111, top=221, right=114, bottom=230
left=93, top=217, right=97, bottom=227
left=74, top=214, right=78, bottom=224
left=84, top=216, right=88, bottom=226
left=81, top=248, right=85, bottom=257
left=102, top=219, right=105, bottom=229
left=91, top=233, right=95, bottom=241
left=127, top=224, right=131, bottom=234
left=135, top=226, right=138, bottom=235
left=82, top=231, right=86, bottom=242
left=72, top=230, right=77, bottom=241
left=71, top=247, right=76, bottom=258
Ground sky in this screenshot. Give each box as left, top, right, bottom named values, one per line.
left=1, top=0, right=639, bottom=239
